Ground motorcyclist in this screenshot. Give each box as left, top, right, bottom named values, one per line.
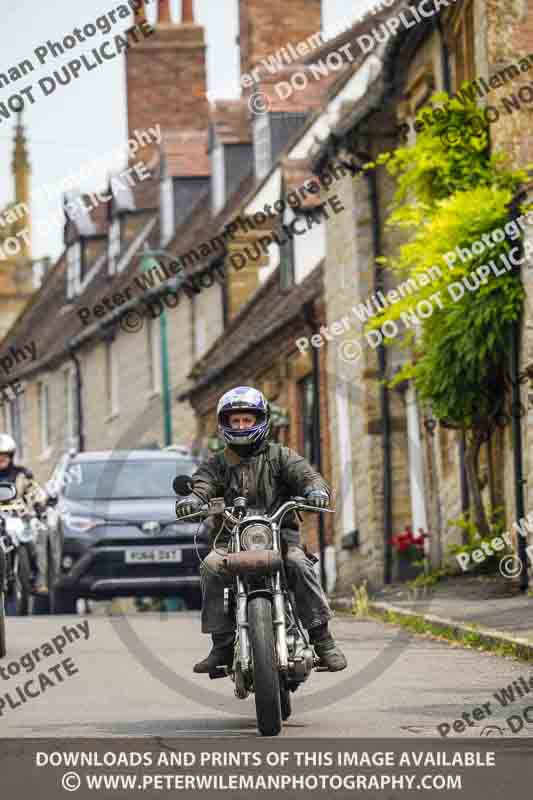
left=175, top=386, right=348, bottom=674
left=0, top=433, right=48, bottom=594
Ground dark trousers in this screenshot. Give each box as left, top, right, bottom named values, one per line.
left=200, top=542, right=332, bottom=635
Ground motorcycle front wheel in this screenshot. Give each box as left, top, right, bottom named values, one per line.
left=13, top=546, right=32, bottom=616
left=280, top=678, right=292, bottom=721
left=248, top=596, right=282, bottom=736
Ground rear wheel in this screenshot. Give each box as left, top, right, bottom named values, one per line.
left=248, top=596, right=282, bottom=737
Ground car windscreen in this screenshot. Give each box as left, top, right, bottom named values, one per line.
left=63, top=459, right=197, bottom=501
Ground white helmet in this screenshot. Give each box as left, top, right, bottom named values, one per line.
left=0, top=433, right=16, bottom=455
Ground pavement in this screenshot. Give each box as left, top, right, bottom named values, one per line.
left=333, top=574, right=533, bottom=659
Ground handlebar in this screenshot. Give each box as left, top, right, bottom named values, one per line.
left=177, top=497, right=334, bottom=525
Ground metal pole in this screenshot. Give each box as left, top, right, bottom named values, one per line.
left=367, top=168, right=393, bottom=585
left=509, top=194, right=528, bottom=592
left=303, top=301, right=327, bottom=590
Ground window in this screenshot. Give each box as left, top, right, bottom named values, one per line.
left=160, top=177, right=175, bottom=247
left=449, top=0, right=475, bottom=89
left=298, top=375, right=316, bottom=466
left=195, top=315, right=207, bottom=359
left=254, top=113, right=272, bottom=181
left=146, top=317, right=161, bottom=394
left=38, top=382, right=51, bottom=454
left=108, top=219, right=121, bottom=276
left=66, top=242, right=81, bottom=299
left=105, top=340, right=119, bottom=418
left=211, top=142, right=226, bottom=215
left=63, top=367, right=79, bottom=449
left=6, top=391, right=25, bottom=460
left=279, top=199, right=295, bottom=291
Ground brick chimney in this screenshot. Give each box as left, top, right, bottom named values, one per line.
left=126, top=0, right=208, bottom=164
left=238, top=0, right=322, bottom=86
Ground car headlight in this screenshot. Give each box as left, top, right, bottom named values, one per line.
left=241, top=523, right=273, bottom=551
left=64, top=514, right=105, bottom=533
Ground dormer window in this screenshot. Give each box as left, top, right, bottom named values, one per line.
left=254, top=113, right=272, bottom=181
left=66, top=241, right=81, bottom=300
left=211, top=142, right=226, bottom=215
left=160, top=176, right=175, bottom=247
left=108, top=218, right=121, bottom=276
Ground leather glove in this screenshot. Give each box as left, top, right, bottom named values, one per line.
left=175, top=496, right=203, bottom=519
left=303, top=489, right=329, bottom=509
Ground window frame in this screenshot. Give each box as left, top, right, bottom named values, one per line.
left=297, top=373, right=316, bottom=468
left=254, top=113, right=272, bottom=181
left=447, top=0, right=476, bottom=90
left=63, top=365, right=79, bottom=450
left=108, top=217, right=122, bottom=277
left=5, top=388, right=25, bottom=460
left=66, top=241, right=82, bottom=300
left=105, top=339, right=120, bottom=420
left=211, top=142, right=226, bottom=215
left=38, top=380, right=51, bottom=456
left=160, top=176, right=175, bottom=247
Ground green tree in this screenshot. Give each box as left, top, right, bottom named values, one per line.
left=364, top=91, right=530, bottom=536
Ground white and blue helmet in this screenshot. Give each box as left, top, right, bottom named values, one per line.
left=217, top=387, right=271, bottom=451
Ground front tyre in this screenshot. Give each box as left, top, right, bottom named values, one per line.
left=6, top=547, right=32, bottom=616
left=248, top=596, right=282, bottom=736
left=280, top=679, right=292, bottom=721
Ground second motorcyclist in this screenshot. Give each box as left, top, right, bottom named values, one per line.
left=0, top=434, right=49, bottom=594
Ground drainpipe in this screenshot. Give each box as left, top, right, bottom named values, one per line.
left=509, top=193, right=528, bottom=592
left=302, top=301, right=327, bottom=591
left=366, top=167, right=393, bottom=585
left=159, top=312, right=173, bottom=446
left=69, top=349, right=85, bottom=452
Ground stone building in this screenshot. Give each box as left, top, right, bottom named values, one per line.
left=0, top=0, right=216, bottom=476
left=307, top=0, right=533, bottom=591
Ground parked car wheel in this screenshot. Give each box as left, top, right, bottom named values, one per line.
left=51, top=588, right=77, bottom=615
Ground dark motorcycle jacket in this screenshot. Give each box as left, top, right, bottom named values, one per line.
left=0, top=464, right=46, bottom=515
left=190, top=440, right=330, bottom=546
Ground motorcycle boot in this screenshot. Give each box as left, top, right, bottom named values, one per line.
left=309, top=623, right=348, bottom=672
left=193, top=632, right=235, bottom=674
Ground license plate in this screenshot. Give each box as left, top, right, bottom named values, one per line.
left=125, top=546, right=183, bottom=564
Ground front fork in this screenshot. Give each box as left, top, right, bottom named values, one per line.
left=235, top=522, right=289, bottom=675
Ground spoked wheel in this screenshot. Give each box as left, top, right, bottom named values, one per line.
left=248, top=596, right=282, bottom=736
left=7, top=547, right=32, bottom=616
left=280, top=678, right=292, bottom=721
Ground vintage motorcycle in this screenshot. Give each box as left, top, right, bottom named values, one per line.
left=0, top=482, right=29, bottom=657
left=174, top=475, right=334, bottom=737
